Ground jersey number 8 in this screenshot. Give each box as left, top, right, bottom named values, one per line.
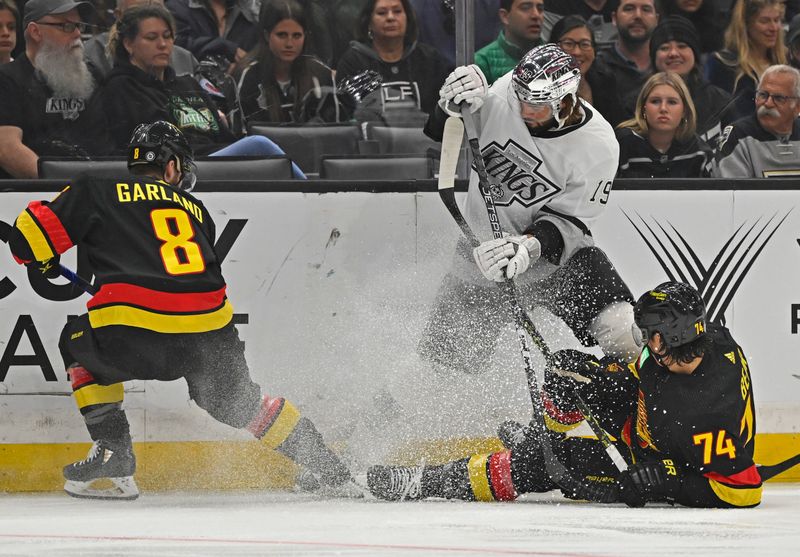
left=150, top=208, right=206, bottom=275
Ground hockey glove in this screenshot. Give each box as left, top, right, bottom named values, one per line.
left=473, top=234, right=541, bottom=282
left=617, top=459, right=682, bottom=507
left=438, top=64, right=488, bottom=117
left=544, top=349, right=637, bottom=435
left=28, top=255, right=61, bottom=279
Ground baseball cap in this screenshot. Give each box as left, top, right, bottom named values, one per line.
left=788, top=14, right=800, bottom=46
left=23, top=0, right=91, bottom=27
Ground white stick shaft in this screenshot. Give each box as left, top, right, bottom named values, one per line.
left=437, top=117, right=464, bottom=191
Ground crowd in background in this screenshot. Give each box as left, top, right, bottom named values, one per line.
left=1, top=0, right=800, bottom=179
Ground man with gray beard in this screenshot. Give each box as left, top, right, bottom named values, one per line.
left=0, top=0, right=110, bottom=178
left=714, top=65, right=800, bottom=177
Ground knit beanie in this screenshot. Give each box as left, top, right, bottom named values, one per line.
left=649, top=16, right=701, bottom=69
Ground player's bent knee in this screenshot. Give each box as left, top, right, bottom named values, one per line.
left=589, top=300, right=639, bottom=362
left=68, top=364, right=124, bottom=410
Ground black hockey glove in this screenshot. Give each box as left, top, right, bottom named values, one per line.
left=28, top=255, right=61, bottom=279
left=617, top=459, right=682, bottom=507
left=544, top=349, right=637, bottom=434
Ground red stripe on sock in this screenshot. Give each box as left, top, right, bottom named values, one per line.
left=69, top=366, right=95, bottom=390
left=488, top=450, right=517, bottom=501
left=246, top=396, right=284, bottom=438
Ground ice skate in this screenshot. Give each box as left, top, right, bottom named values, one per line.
left=63, top=440, right=139, bottom=501
left=294, top=467, right=366, bottom=498
left=367, top=465, right=424, bottom=501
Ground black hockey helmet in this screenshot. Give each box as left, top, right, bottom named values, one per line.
left=127, top=121, right=196, bottom=188
left=633, top=281, right=707, bottom=348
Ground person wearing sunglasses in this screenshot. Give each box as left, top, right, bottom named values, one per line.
left=0, top=0, right=111, bottom=178
left=714, top=64, right=800, bottom=177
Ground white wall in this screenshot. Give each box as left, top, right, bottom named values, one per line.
left=0, top=188, right=797, bottom=464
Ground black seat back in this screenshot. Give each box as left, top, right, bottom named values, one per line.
left=38, top=156, right=294, bottom=180
left=247, top=123, right=363, bottom=174
left=319, top=154, right=433, bottom=180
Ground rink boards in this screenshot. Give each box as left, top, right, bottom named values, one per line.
left=0, top=184, right=798, bottom=490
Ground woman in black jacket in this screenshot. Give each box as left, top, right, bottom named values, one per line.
left=549, top=15, right=624, bottom=127
left=616, top=72, right=712, bottom=178
left=100, top=5, right=306, bottom=176
left=236, top=0, right=335, bottom=124
left=336, top=0, right=450, bottom=115
left=641, top=16, right=733, bottom=146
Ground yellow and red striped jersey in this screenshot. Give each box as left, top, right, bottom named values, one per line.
left=629, top=325, right=762, bottom=508
left=9, top=175, right=232, bottom=333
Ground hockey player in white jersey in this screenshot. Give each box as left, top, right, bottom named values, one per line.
left=418, top=43, right=639, bottom=376
left=370, top=43, right=642, bottom=503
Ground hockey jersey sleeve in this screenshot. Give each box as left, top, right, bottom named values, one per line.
left=713, top=123, right=755, bottom=178
left=8, top=179, right=96, bottom=265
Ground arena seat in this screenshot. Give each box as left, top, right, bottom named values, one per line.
left=246, top=123, right=363, bottom=174
left=365, top=125, right=440, bottom=156
left=319, top=154, right=433, bottom=180
left=37, top=156, right=295, bottom=180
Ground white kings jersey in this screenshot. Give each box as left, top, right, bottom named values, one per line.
left=453, top=70, right=620, bottom=286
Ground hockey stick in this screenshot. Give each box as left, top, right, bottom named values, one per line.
left=59, top=264, right=97, bottom=295
left=439, top=115, right=627, bottom=475
left=452, top=106, right=621, bottom=502
left=757, top=452, right=800, bottom=481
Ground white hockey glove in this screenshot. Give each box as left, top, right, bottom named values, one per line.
left=473, top=234, right=541, bottom=282
left=438, top=64, right=488, bottom=117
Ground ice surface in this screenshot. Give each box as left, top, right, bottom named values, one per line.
left=0, top=485, right=798, bottom=556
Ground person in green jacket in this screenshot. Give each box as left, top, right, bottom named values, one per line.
left=475, top=0, right=545, bottom=84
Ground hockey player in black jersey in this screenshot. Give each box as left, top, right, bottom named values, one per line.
left=368, top=281, right=762, bottom=508
left=618, top=281, right=761, bottom=507
left=8, top=121, right=354, bottom=500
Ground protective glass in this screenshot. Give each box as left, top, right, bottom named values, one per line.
left=506, top=81, right=556, bottom=126
left=632, top=322, right=647, bottom=347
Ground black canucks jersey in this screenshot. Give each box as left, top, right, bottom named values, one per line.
left=10, top=175, right=232, bottom=333
left=624, top=325, right=762, bottom=507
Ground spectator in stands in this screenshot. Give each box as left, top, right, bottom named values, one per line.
left=661, top=0, right=726, bottom=55
left=616, top=71, right=712, bottom=177
left=165, top=0, right=258, bottom=71
left=284, top=0, right=334, bottom=66
left=786, top=14, right=800, bottom=71
left=706, top=0, right=785, bottom=122
left=550, top=14, right=624, bottom=126
left=336, top=0, right=449, bottom=115
left=713, top=64, right=800, bottom=177
left=543, top=0, right=619, bottom=45
left=0, top=0, right=17, bottom=64
left=410, top=0, right=500, bottom=68
left=0, top=0, right=110, bottom=178
left=597, top=0, right=659, bottom=93
left=84, top=0, right=199, bottom=78
left=100, top=4, right=306, bottom=177
left=236, top=0, right=334, bottom=124
left=639, top=15, right=732, bottom=144
left=475, top=0, right=544, bottom=85
left=328, top=0, right=369, bottom=66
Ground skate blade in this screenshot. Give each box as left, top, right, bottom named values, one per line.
left=64, top=476, right=139, bottom=501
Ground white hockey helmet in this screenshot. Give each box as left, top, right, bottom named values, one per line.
left=510, top=44, right=582, bottom=129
